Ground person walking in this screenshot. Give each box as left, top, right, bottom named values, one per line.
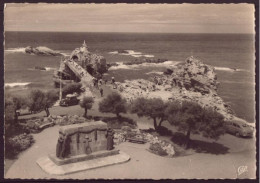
left=99, top=87, right=103, bottom=97
left=111, top=77, right=117, bottom=89
left=111, top=77, right=115, bottom=84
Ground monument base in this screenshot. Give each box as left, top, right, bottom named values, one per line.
left=36, top=151, right=130, bottom=175
left=49, top=149, right=120, bottom=166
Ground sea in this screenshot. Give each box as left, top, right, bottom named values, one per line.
left=4, top=32, right=256, bottom=123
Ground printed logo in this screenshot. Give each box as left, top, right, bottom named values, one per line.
left=238, top=166, right=248, bottom=176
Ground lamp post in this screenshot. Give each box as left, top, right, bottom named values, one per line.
left=59, top=57, right=62, bottom=101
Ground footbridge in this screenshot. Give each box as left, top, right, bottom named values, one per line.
left=64, top=59, right=95, bottom=97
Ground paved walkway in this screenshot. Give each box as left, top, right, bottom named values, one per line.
left=5, top=124, right=256, bottom=179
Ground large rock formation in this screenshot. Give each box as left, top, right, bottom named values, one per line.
left=167, top=56, right=218, bottom=95
left=25, top=46, right=63, bottom=56
left=69, top=41, right=107, bottom=77
left=111, top=56, right=236, bottom=121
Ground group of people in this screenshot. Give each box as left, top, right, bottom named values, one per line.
left=92, top=76, right=117, bottom=97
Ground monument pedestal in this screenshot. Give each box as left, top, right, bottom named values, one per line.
left=36, top=121, right=130, bottom=175
left=37, top=150, right=130, bottom=175
left=49, top=149, right=120, bottom=166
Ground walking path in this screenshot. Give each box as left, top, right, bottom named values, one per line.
left=5, top=120, right=256, bottom=179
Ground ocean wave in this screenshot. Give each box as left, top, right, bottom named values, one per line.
left=109, top=61, right=180, bottom=71
left=214, top=67, right=243, bottom=72
left=27, top=67, right=56, bottom=71
left=146, top=71, right=164, bottom=75
left=45, top=67, right=56, bottom=71
left=108, top=50, right=154, bottom=58
left=109, top=62, right=139, bottom=70
left=5, top=82, right=31, bottom=88
left=108, top=51, right=119, bottom=54
left=125, top=50, right=142, bottom=55
left=5, top=47, right=26, bottom=53
left=143, top=55, right=154, bottom=58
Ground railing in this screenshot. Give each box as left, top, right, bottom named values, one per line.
left=64, top=59, right=95, bottom=96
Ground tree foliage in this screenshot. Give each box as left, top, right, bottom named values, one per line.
left=98, top=92, right=127, bottom=118
left=5, top=93, right=27, bottom=126
left=28, top=90, right=45, bottom=112
left=28, top=89, right=58, bottom=116
left=80, top=96, right=94, bottom=118
left=62, top=83, right=82, bottom=97
left=130, top=97, right=169, bottom=130
left=167, top=100, right=225, bottom=148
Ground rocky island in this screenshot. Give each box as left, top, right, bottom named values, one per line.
left=112, top=56, right=246, bottom=124
left=53, top=41, right=107, bottom=87
left=25, top=46, right=63, bottom=56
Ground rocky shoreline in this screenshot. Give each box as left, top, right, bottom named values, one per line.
left=109, top=56, right=250, bottom=124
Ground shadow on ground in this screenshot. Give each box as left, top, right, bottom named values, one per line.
left=170, top=132, right=229, bottom=155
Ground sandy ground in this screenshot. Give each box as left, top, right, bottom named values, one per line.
left=5, top=85, right=257, bottom=179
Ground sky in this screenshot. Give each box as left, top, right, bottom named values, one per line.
left=4, top=3, right=255, bottom=33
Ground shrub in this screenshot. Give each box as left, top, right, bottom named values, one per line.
left=121, top=126, right=132, bottom=132
left=5, top=134, right=35, bottom=158
left=149, top=143, right=168, bottom=156
left=156, top=126, right=173, bottom=136
left=62, top=83, right=82, bottom=97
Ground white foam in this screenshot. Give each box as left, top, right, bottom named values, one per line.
left=45, top=67, right=56, bottom=71
left=109, top=62, right=138, bottom=70
left=108, top=50, right=154, bottom=58
left=144, top=55, right=155, bottom=58
left=5, top=47, right=26, bottom=53
left=125, top=50, right=142, bottom=55
left=146, top=71, right=164, bottom=75
left=5, top=82, right=31, bottom=88
left=215, top=67, right=243, bottom=72
left=108, top=61, right=180, bottom=71
left=131, top=55, right=143, bottom=58
left=108, top=51, right=119, bottom=54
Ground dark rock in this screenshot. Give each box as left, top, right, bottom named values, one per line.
left=34, top=66, right=46, bottom=71
left=163, top=68, right=173, bottom=75
left=160, top=56, right=218, bottom=95
left=25, top=46, right=63, bottom=56
left=69, top=42, right=107, bottom=76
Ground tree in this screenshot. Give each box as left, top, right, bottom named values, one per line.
left=98, top=92, right=127, bottom=118
left=43, top=90, right=59, bottom=116
left=62, top=83, right=82, bottom=97
left=130, top=97, right=168, bottom=130
left=5, top=94, right=27, bottom=126
left=80, top=96, right=94, bottom=118
left=28, top=89, right=58, bottom=117
left=167, top=101, right=225, bottom=149
left=28, top=90, right=45, bottom=113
